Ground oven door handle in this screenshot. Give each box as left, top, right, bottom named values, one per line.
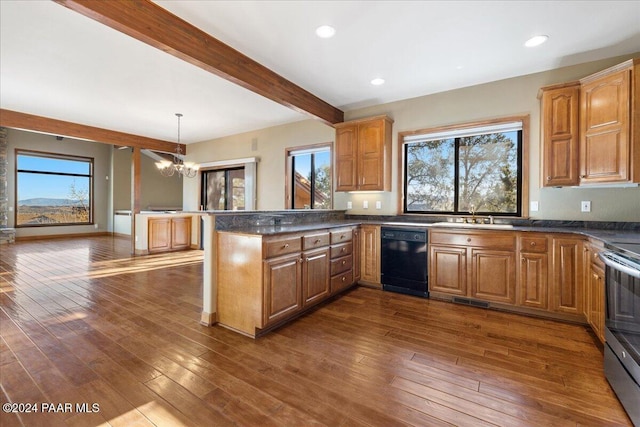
left=599, top=251, right=640, bottom=279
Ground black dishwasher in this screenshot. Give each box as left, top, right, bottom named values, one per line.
left=380, top=227, right=428, bottom=298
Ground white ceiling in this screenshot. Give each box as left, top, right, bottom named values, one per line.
left=1, top=1, right=639, bottom=145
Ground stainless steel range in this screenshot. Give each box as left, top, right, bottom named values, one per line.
left=600, top=242, right=640, bottom=426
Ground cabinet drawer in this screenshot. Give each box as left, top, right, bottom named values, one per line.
left=520, top=236, right=548, bottom=253
left=264, top=236, right=301, bottom=258
left=331, top=242, right=353, bottom=259
left=430, top=231, right=515, bottom=250
left=331, top=270, right=354, bottom=293
left=331, top=254, right=353, bottom=276
left=303, top=232, right=330, bottom=250
left=330, top=228, right=353, bottom=244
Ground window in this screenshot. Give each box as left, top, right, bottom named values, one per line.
left=402, top=118, right=527, bottom=216
left=16, top=150, right=93, bottom=226
left=201, top=167, right=245, bottom=210
left=286, top=144, right=332, bottom=209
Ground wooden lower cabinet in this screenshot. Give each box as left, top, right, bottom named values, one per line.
left=551, top=236, right=584, bottom=315
left=429, top=245, right=467, bottom=295
left=518, top=234, right=549, bottom=310
left=148, top=216, right=192, bottom=253
left=585, top=240, right=606, bottom=343
left=264, top=253, right=302, bottom=325
left=359, top=224, right=381, bottom=287
left=217, top=226, right=357, bottom=338
left=302, top=247, right=330, bottom=306
left=471, top=248, right=516, bottom=304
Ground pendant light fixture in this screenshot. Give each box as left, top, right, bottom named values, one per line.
left=156, top=113, right=199, bottom=178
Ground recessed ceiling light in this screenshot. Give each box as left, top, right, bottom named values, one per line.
left=371, top=78, right=385, bottom=86
left=525, top=35, right=549, bottom=47
left=315, top=25, right=336, bottom=39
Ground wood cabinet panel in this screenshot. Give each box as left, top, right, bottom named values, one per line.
left=171, top=216, right=191, bottom=249
left=540, top=83, right=580, bottom=186
left=330, top=242, right=352, bottom=258
left=519, top=252, right=549, bottom=309
left=430, top=231, right=515, bottom=250
left=264, top=254, right=302, bottom=325
left=302, top=248, right=330, bottom=307
left=330, top=228, right=353, bottom=244
left=471, top=249, right=516, bottom=304
left=352, top=228, right=361, bottom=282
left=360, top=225, right=381, bottom=287
left=588, top=263, right=605, bottom=343
left=335, top=126, right=358, bottom=191
left=148, top=217, right=171, bottom=253
left=429, top=245, right=467, bottom=296
left=303, top=232, right=330, bottom=250
left=330, top=254, right=352, bottom=276
left=551, top=237, right=584, bottom=315
left=264, top=235, right=302, bottom=258
left=331, top=270, right=354, bottom=294
left=335, top=116, right=392, bottom=192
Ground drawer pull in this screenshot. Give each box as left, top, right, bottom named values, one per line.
left=530, top=242, right=536, bottom=247
left=546, top=176, right=551, bottom=181
left=341, top=235, right=346, bottom=239
left=342, top=260, right=346, bottom=265
left=283, top=243, right=289, bottom=248
left=315, top=239, right=321, bottom=243
left=342, top=276, right=346, bottom=282
left=467, top=238, right=471, bottom=243
left=341, top=247, right=346, bottom=252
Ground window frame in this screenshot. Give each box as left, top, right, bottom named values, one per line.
left=397, top=115, right=529, bottom=218
left=15, top=149, right=94, bottom=227
left=284, top=142, right=333, bottom=210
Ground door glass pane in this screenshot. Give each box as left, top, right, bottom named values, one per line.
left=293, top=153, right=312, bottom=209
left=228, top=168, right=245, bottom=210
left=313, top=151, right=331, bottom=209
left=205, top=171, right=226, bottom=210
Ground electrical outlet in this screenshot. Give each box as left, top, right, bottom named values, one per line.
left=363, top=200, right=369, bottom=209
left=581, top=201, right=591, bottom=212
left=530, top=201, right=539, bottom=212
left=346, top=201, right=352, bottom=209
left=375, top=201, right=382, bottom=209
left=94, top=223, right=99, bottom=229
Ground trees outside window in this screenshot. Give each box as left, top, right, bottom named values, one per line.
left=201, top=167, right=245, bottom=210
left=286, top=144, right=332, bottom=210
left=404, top=121, right=523, bottom=216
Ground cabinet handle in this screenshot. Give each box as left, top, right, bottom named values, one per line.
left=546, top=176, right=551, bottom=181
left=530, top=242, right=536, bottom=247
left=342, top=276, right=346, bottom=282
left=467, top=238, right=471, bottom=243
left=342, top=260, right=346, bottom=265
left=341, top=247, right=347, bottom=252
left=341, top=235, right=346, bottom=239
left=580, top=175, right=586, bottom=179
left=283, top=243, right=289, bottom=248
left=315, top=239, right=321, bottom=244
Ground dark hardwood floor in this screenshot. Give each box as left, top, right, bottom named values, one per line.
left=0, top=235, right=632, bottom=426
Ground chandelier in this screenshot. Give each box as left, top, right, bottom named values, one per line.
left=155, top=113, right=199, bottom=178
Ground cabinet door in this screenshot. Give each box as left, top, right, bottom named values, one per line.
left=264, top=254, right=302, bottom=326
left=518, top=252, right=548, bottom=309
left=148, top=217, right=172, bottom=253
left=360, top=225, right=380, bottom=287
left=429, top=245, right=467, bottom=296
left=471, top=249, right=516, bottom=304
left=551, top=238, right=584, bottom=314
left=541, top=84, right=580, bottom=186
left=357, top=119, right=386, bottom=191
left=335, top=125, right=358, bottom=191
left=352, top=227, right=361, bottom=282
left=589, top=263, right=605, bottom=343
left=580, top=69, right=630, bottom=183
left=302, top=248, right=330, bottom=307
left=171, top=217, right=191, bottom=249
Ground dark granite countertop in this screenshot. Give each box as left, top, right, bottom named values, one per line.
left=217, top=221, right=362, bottom=236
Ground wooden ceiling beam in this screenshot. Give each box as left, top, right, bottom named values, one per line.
left=54, top=0, right=345, bottom=126
left=0, top=109, right=184, bottom=153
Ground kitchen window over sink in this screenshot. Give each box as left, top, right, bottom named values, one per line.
left=400, top=116, right=528, bottom=216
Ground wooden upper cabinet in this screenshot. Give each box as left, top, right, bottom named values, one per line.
left=335, top=115, right=393, bottom=192
left=580, top=66, right=631, bottom=183
left=540, top=83, right=580, bottom=186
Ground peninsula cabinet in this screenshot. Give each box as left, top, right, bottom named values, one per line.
left=335, top=115, right=393, bottom=192
left=148, top=216, right=192, bottom=253
left=216, top=226, right=357, bottom=338
left=539, top=82, right=580, bottom=187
